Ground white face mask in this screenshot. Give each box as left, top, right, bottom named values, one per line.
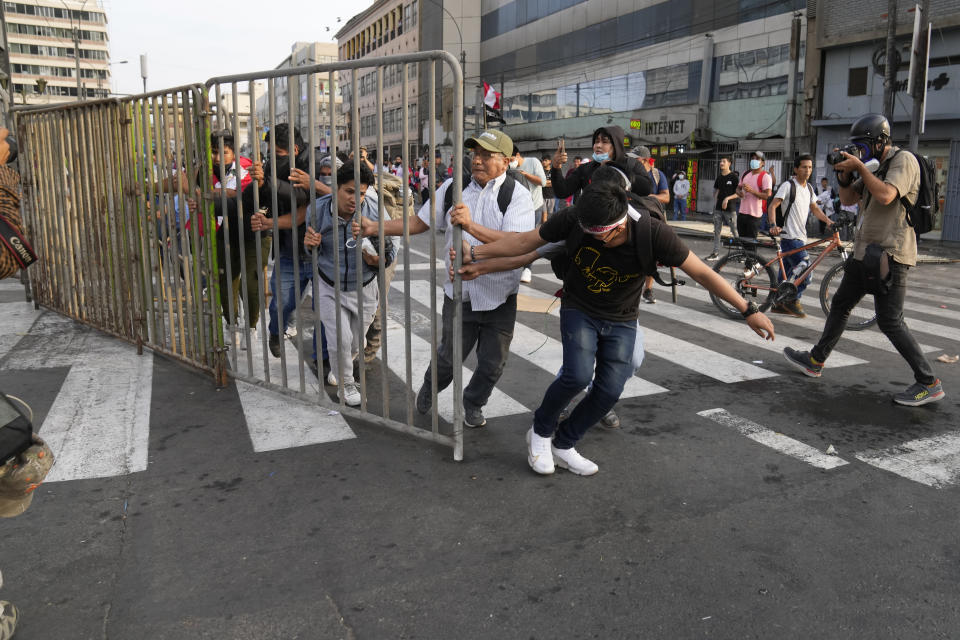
left=508, top=160, right=519, bottom=169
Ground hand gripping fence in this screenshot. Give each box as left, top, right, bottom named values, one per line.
left=11, top=51, right=466, bottom=460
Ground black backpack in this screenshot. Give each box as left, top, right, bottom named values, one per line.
left=904, top=151, right=936, bottom=235
left=549, top=195, right=678, bottom=288
left=773, top=179, right=816, bottom=228
left=442, top=173, right=517, bottom=216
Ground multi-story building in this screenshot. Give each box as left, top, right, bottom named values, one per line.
left=808, top=0, right=960, bottom=239
left=3, top=0, right=110, bottom=104
left=479, top=0, right=808, bottom=211
left=254, top=42, right=344, bottom=156
left=336, top=0, right=480, bottom=163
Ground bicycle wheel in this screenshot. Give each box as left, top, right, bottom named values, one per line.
left=819, top=261, right=878, bottom=330
left=710, top=252, right=777, bottom=319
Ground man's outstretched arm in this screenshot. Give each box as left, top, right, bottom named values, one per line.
left=678, top=251, right=776, bottom=340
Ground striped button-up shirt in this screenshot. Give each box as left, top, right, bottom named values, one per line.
left=418, top=172, right=535, bottom=311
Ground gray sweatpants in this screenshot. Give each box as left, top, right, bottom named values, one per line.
left=315, top=277, right=379, bottom=384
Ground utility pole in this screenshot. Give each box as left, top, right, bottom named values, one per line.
left=783, top=12, right=802, bottom=162
left=73, top=25, right=82, bottom=100
left=908, top=0, right=930, bottom=151
left=882, top=0, right=898, bottom=123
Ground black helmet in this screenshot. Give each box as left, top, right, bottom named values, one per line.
left=849, top=113, right=890, bottom=142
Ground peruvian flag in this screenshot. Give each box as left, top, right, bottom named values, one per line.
left=482, top=82, right=505, bottom=123
left=482, top=82, right=501, bottom=110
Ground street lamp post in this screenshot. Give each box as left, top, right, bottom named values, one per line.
left=99, top=59, right=128, bottom=98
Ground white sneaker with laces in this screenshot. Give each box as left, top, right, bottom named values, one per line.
left=326, top=371, right=338, bottom=387
left=520, top=267, right=532, bottom=283
left=552, top=445, right=599, bottom=476
left=526, top=427, right=554, bottom=475
left=340, top=381, right=361, bottom=406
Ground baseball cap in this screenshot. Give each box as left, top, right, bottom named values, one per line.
left=0, top=440, right=54, bottom=518
left=752, top=150, right=765, bottom=160
left=465, top=129, right=514, bottom=157
left=628, top=145, right=652, bottom=159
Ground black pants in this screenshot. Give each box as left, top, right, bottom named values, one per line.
left=737, top=214, right=761, bottom=260
left=812, top=258, right=935, bottom=384
left=423, top=294, right=517, bottom=411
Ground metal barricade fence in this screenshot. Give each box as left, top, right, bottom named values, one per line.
left=12, top=86, right=227, bottom=380
left=205, top=51, right=465, bottom=459
left=12, top=52, right=466, bottom=459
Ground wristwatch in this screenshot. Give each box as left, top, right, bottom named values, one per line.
left=741, top=301, right=759, bottom=319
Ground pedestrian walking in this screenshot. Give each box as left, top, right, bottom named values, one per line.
left=707, top=155, right=739, bottom=260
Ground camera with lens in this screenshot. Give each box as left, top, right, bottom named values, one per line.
left=826, top=143, right=865, bottom=166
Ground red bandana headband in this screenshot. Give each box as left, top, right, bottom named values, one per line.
left=580, top=213, right=628, bottom=235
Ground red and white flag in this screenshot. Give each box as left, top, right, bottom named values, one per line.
left=482, top=82, right=500, bottom=110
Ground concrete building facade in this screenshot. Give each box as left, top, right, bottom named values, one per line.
left=479, top=0, right=808, bottom=211
left=3, top=0, right=110, bottom=104
left=254, top=42, right=343, bottom=156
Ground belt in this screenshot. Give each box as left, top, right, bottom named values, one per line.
left=319, top=270, right=376, bottom=290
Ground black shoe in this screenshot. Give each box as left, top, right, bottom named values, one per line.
left=642, top=288, right=656, bottom=304
left=464, top=406, right=486, bottom=428
left=268, top=333, right=281, bottom=358
left=306, top=358, right=319, bottom=378
left=322, top=358, right=331, bottom=379
left=416, top=384, right=432, bottom=414
left=600, top=409, right=620, bottom=429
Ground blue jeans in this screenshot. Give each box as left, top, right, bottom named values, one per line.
left=533, top=308, right=636, bottom=449
left=778, top=237, right=810, bottom=299
left=268, top=254, right=327, bottom=361
left=673, top=197, right=687, bottom=220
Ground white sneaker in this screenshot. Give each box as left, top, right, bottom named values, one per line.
left=552, top=445, right=599, bottom=476
left=526, top=427, right=554, bottom=475
left=340, top=381, right=361, bottom=406
left=520, top=267, right=532, bottom=283
left=326, top=371, right=338, bottom=387
left=239, top=327, right=257, bottom=350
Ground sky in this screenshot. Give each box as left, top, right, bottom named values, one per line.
left=104, top=0, right=375, bottom=96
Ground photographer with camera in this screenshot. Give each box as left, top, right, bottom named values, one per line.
left=783, top=114, right=945, bottom=406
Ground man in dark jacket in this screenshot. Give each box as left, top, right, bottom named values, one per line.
left=549, top=125, right=648, bottom=204
left=247, top=124, right=313, bottom=359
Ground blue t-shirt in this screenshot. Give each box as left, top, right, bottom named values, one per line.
left=652, top=168, right=669, bottom=195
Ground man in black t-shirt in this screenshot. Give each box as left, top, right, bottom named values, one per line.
left=708, top=155, right=739, bottom=260
left=460, top=181, right=776, bottom=477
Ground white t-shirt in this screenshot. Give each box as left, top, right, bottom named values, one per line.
left=518, top=156, right=546, bottom=209
left=775, top=178, right=815, bottom=241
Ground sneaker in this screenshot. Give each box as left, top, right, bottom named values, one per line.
left=893, top=379, right=945, bottom=406
left=415, top=384, right=432, bottom=414
left=363, top=347, right=378, bottom=363
left=526, top=427, right=555, bottom=475
left=706, top=252, right=720, bottom=261
left=0, top=601, right=18, bottom=640
left=326, top=371, right=338, bottom=387
left=520, top=267, right=532, bottom=283
left=268, top=332, right=281, bottom=358
left=340, top=381, right=362, bottom=406
left=239, top=327, right=258, bottom=350
left=600, top=409, right=620, bottom=429
left=642, top=288, right=656, bottom=304
left=464, top=406, right=486, bottom=428
left=782, top=300, right=807, bottom=318
left=551, top=445, right=599, bottom=476
left=782, top=347, right=823, bottom=378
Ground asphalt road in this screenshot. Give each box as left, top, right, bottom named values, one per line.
left=2, top=228, right=959, bottom=639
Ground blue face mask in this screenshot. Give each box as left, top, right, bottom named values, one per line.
left=749, top=159, right=761, bottom=170
left=592, top=152, right=610, bottom=163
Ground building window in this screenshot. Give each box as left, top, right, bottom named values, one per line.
left=848, top=67, right=868, bottom=96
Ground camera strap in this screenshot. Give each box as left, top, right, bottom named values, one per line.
left=0, top=212, right=36, bottom=269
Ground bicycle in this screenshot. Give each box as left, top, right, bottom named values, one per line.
left=708, top=211, right=877, bottom=330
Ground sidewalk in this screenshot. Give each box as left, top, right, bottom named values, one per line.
left=668, top=213, right=960, bottom=263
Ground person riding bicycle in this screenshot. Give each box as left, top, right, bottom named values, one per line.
left=782, top=113, right=945, bottom=406
left=767, top=153, right=833, bottom=318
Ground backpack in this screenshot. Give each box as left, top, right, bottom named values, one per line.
left=773, top=179, right=816, bottom=228
left=442, top=173, right=516, bottom=217
left=549, top=195, right=677, bottom=289
left=882, top=150, right=936, bottom=235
